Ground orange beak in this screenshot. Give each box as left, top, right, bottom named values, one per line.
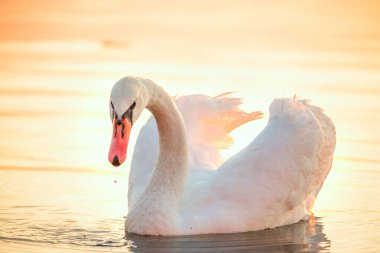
left=108, top=118, right=132, bottom=167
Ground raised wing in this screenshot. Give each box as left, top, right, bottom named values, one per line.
left=128, top=93, right=262, bottom=207
left=176, top=93, right=263, bottom=170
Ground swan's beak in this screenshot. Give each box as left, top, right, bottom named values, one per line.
left=108, top=118, right=132, bottom=167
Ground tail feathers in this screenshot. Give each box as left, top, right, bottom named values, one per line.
left=268, top=97, right=336, bottom=211
left=300, top=100, right=336, bottom=211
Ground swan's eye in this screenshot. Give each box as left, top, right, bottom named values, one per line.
left=120, top=101, right=135, bottom=124
left=130, top=101, right=136, bottom=110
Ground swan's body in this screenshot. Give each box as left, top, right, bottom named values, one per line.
left=108, top=76, right=336, bottom=236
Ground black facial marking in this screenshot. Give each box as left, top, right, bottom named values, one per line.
left=130, top=101, right=136, bottom=110
left=123, top=110, right=132, bottom=122
left=110, top=102, right=115, bottom=119
left=121, top=123, right=125, bottom=138
left=122, top=101, right=136, bottom=124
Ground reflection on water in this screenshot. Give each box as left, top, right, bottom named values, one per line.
left=126, top=218, right=329, bottom=253
left=0, top=170, right=330, bottom=253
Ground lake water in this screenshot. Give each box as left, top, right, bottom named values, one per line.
left=0, top=1, right=380, bottom=252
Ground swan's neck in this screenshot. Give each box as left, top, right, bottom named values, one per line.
left=145, top=81, right=188, bottom=198
left=126, top=79, right=188, bottom=235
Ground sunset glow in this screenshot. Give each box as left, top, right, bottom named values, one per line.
left=0, top=1, right=379, bottom=252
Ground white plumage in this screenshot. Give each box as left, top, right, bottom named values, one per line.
left=109, top=76, right=336, bottom=236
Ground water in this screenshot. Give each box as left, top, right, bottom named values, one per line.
left=0, top=170, right=331, bottom=253
left=1, top=1, right=380, bottom=252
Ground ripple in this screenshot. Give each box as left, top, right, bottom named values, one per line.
left=0, top=217, right=330, bottom=252
left=0, top=170, right=344, bottom=252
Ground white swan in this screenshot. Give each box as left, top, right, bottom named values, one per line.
left=108, top=76, right=336, bottom=236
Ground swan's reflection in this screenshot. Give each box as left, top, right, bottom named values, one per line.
left=125, top=216, right=330, bottom=253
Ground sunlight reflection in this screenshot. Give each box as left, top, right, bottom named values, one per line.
left=0, top=0, right=379, bottom=252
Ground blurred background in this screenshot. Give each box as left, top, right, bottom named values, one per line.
left=0, top=1, right=379, bottom=252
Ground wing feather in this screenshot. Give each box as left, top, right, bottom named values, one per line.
left=129, top=93, right=262, bottom=206
left=180, top=98, right=336, bottom=234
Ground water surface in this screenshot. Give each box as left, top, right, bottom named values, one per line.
left=0, top=1, right=379, bottom=252
left=0, top=170, right=332, bottom=253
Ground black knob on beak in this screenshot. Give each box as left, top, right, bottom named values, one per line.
left=112, top=156, right=120, bottom=166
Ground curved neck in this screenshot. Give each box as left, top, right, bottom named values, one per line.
left=126, top=79, right=188, bottom=234
left=144, top=80, right=188, bottom=198
left=127, top=79, right=188, bottom=231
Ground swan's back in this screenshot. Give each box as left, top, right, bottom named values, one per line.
left=128, top=94, right=262, bottom=207
left=179, top=98, right=336, bottom=234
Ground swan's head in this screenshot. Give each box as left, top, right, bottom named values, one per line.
left=108, top=76, right=149, bottom=167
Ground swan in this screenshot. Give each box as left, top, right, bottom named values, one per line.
left=107, top=76, right=336, bottom=236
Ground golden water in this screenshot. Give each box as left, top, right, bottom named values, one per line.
left=0, top=1, right=379, bottom=252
